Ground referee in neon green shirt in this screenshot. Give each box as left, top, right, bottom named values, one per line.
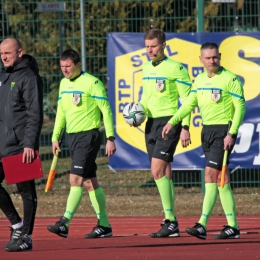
left=162, top=42, right=246, bottom=240
left=47, top=49, right=116, bottom=239
left=139, top=29, right=192, bottom=238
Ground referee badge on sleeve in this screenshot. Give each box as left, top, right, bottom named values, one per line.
left=72, top=93, right=81, bottom=105
left=212, top=89, right=221, bottom=102
left=155, top=79, right=165, bottom=92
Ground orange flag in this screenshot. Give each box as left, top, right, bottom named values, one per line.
left=45, top=128, right=65, bottom=192
left=220, top=121, right=232, bottom=188
left=220, top=149, right=228, bottom=188
left=45, top=150, right=59, bottom=192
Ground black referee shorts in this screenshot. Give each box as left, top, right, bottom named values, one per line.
left=68, top=129, right=101, bottom=179
left=145, top=116, right=182, bottom=162
left=202, top=124, right=235, bottom=170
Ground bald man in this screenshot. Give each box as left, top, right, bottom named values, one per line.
left=0, top=38, right=43, bottom=252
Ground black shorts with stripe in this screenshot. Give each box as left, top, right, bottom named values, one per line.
left=68, top=128, right=101, bottom=179
left=145, top=116, right=182, bottom=162
left=202, top=124, right=235, bottom=170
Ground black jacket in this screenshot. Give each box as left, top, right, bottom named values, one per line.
left=0, top=54, right=43, bottom=158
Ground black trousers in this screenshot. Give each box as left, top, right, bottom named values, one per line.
left=0, top=163, right=37, bottom=235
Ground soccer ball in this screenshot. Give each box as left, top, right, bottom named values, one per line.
left=123, top=102, right=147, bottom=126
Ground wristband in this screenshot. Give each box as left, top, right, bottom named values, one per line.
left=182, top=125, right=189, bottom=131
left=107, top=136, right=115, bottom=142
left=227, top=132, right=237, bottom=139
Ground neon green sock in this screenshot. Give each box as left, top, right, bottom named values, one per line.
left=89, top=187, right=109, bottom=227
left=218, top=183, right=238, bottom=229
left=155, top=176, right=175, bottom=221
left=64, top=186, right=83, bottom=226
left=198, top=183, right=218, bottom=228
left=168, top=178, right=175, bottom=217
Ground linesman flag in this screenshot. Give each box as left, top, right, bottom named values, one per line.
left=220, top=121, right=232, bottom=188
left=45, top=128, right=65, bottom=192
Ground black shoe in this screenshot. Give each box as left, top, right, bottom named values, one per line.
left=5, top=226, right=23, bottom=248
left=47, top=216, right=69, bottom=238
left=215, top=225, right=240, bottom=239
left=84, top=224, right=113, bottom=238
left=5, top=234, right=32, bottom=252
left=150, top=219, right=180, bottom=238
left=186, top=222, right=207, bottom=240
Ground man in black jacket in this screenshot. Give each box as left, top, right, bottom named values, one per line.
left=0, top=38, right=43, bottom=252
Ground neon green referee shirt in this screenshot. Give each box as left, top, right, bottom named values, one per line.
left=140, top=57, right=192, bottom=126
left=52, top=72, right=114, bottom=141
left=168, top=67, right=246, bottom=134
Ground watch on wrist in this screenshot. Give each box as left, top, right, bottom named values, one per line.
left=227, top=132, right=237, bottom=139
left=182, top=125, right=189, bottom=131
left=107, top=136, right=115, bottom=142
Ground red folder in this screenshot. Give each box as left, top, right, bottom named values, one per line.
left=2, top=151, right=44, bottom=185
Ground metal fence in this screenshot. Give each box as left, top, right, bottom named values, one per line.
left=1, top=0, right=260, bottom=194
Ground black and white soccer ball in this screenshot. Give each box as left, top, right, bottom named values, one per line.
left=123, top=102, right=147, bottom=126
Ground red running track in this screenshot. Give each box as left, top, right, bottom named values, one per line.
left=0, top=216, right=260, bottom=260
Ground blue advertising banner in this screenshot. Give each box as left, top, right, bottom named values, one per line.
left=107, top=32, right=260, bottom=170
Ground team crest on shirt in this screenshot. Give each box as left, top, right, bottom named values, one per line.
left=155, top=79, right=165, bottom=92
left=211, top=89, right=221, bottom=102
left=10, top=82, right=15, bottom=90
left=72, top=93, right=81, bottom=105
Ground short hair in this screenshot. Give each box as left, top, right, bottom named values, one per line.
left=60, top=49, right=80, bottom=64
left=15, top=38, right=22, bottom=49
left=144, top=29, right=166, bottom=44
left=200, top=42, right=219, bottom=53
left=1, top=37, right=22, bottom=50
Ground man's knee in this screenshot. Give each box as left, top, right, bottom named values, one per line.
left=204, top=167, right=221, bottom=183
left=84, top=177, right=100, bottom=191
left=151, top=158, right=168, bottom=180
left=69, top=173, right=83, bottom=186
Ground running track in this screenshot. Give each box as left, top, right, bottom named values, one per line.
left=0, top=216, right=260, bottom=259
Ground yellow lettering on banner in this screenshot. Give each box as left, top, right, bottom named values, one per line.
left=116, top=52, right=147, bottom=153
left=165, top=39, right=202, bottom=155
left=220, top=36, right=260, bottom=101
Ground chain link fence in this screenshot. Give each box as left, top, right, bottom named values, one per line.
left=1, top=0, right=259, bottom=194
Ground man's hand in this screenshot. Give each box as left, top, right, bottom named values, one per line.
left=23, top=148, right=35, bottom=163
left=162, top=123, right=173, bottom=140
left=180, top=129, right=192, bottom=148
left=130, top=123, right=141, bottom=127
left=224, top=135, right=235, bottom=150
left=106, top=140, right=116, bottom=157
left=52, top=141, right=61, bottom=156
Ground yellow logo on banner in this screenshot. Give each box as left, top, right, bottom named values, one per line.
left=115, top=38, right=203, bottom=155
